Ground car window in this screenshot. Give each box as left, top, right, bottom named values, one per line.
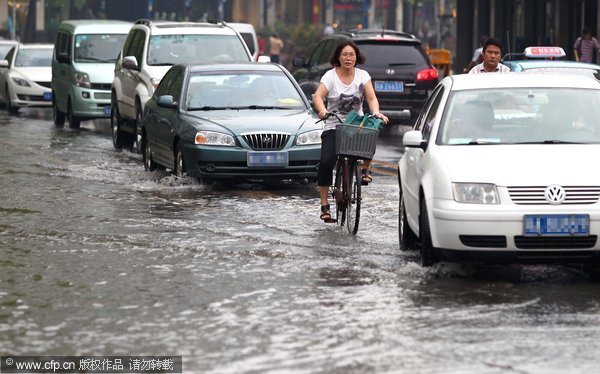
left=14, top=48, right=52, bottom=67
left=358, top=43, right=428, bottom=68
left=187, top=71, right=305, bottom=109
left=307, top=41, right=326, bottom=66
left=169, top=71, right=184, bottom=103
left=419, top=85, right=445, bottom=142
left=239, top=32, right=255, bottom=56
left=439, top=88, right=600, bottom=145
left=122, top=29, right=137, bottom=58
left=319, top=40, right=338, bottom=65
left=74, top=34, right=127, bottom=63
left=131, top=30, right=146, bottom=64
left=154, top=68, right=179, bottom=97
left=0, top=44, right=15, bottom=60
left=147, top=34, right=250, bottom=66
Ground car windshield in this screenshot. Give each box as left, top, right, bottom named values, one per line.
left=186, top=71, right=305, bottom=110
left=438, top=88, right=600, bottom=145
left=15, top=48, right=52, bottom=67
left=74, top=34, right=127, bottom=63
left=147, top=34, right=250, bottom=66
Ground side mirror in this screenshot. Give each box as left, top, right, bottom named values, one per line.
left=257, top=55, right=271, bottom=63
left=157, top=95, right=177, bottom=109
left=402, top=130, right=427, bottom=150
left=57, top=53, right=70, bottom=64
left=292, top=57, right=306, bottom=67
left=0, top=60, right=8, bottom=68
left=122, top=56, right=139, bottom=70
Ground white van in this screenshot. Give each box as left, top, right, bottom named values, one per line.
left=229, top=22, right=260, bottom=61
left=51, top=20, right=131, bottom=128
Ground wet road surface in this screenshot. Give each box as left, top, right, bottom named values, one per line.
left=2, top=110, right=600, bottom=373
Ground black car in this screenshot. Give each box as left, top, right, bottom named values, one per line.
left=292, top=29, right=439, bottom=125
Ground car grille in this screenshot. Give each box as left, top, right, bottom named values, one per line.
left=90, top=83, right=111, bottom=90
left=35, top=81, right=51, bottom=88
left=459, top=235, right=507, bottom=248
left=514, top=235, right=597, bottom=249
left=94, top=92, right=111, bottom=100
left=241, top=132, right=290, bottom=150
left=507, top=186, right=600, bottom=205
left=17, top=94, right=47, bottom=102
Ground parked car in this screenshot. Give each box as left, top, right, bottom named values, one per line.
left=292, top=29, right=439, bottom=125
left=141, top=63, right=322, bottom=182
left=398, top=73, right=600, bottom=266
left=51, top=20, right=132, bottom=129
left=111, top=19, right=253, bottom=152
left=0, top=43, right=53, bottom=114
left=502, top=46, right=600, bottom=76
left=229, top=22, right=259, bottom=61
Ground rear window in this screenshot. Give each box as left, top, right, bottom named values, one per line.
left=357, top=43, right=428, bottom=68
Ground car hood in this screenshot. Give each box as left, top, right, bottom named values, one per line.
left=439, top=145, right=600, bottom=185
left=73, top=63, right=117, bottom=84
left=184, top=109, right=319, bottom=134
left=12, top=67, right=51, bottom=82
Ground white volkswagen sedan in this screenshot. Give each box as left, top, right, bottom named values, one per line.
left=398, top=73, right=600, bottom=266
left=0, top=43, right=53, bottom=114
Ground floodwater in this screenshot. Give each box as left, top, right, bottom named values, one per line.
left=2, top=110, right=600, bottom=373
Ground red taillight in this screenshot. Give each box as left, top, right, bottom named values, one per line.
left=416, top=68, right=438, bottom=82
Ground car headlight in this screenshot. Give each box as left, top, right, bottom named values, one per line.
left=297, top=129, right=322, bottom=145
left=11, top=77, right=30, bottom=87
left=195, top=131, right=235, bottom=146
left=74, top=72, right=91, bottom=88
left=452, top=183, right=499, bottom=204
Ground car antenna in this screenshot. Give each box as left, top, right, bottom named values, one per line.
left=506, top=30, right=512, bottom=61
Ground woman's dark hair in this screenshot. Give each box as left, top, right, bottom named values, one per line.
left=482, top=37, right=503, bottom=52
left=329, top=41, right=366, bottom=66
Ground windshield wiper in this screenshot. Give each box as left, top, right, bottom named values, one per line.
left=77, top=57, right=112, bottom=63
left=513, top=140, right=581, bottom=144
left=467, top=140, right=500, bottom=145
left=188, top=106, right=229, bottom=111
left=149, top=63, right=174, bottom=66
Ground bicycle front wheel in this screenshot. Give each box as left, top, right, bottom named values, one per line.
left=346, top=159, right=361, bottom=235
left=333, top=160, right=346, bottom=227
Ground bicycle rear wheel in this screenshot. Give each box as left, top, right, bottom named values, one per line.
left=333, top=160, right=346, bottom=226
left=346, top=159, right=361, bottom=235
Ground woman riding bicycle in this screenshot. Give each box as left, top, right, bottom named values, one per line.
left=313, top=41, right=389, bottom=222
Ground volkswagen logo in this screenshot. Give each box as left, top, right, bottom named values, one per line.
left=386, top=69, right=395, bottom=75
left=545, top=185, right=565, bottom=204
left=262, top=136, right=272, bottom=144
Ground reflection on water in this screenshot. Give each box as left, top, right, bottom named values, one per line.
left=1, top=111, right=600, bottom=372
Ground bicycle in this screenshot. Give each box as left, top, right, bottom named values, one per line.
left=317, top=111, right=382, bottom=235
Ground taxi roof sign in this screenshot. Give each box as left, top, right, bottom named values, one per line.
left=524, top=46, right=566, bottom=58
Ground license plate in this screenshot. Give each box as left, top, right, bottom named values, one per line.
left=103, top=106, right=111, bottom=117
left=247, top=151, right=288, bottom=167
left=523, top=214, right=590, bottom=236
left=375, top=80, right=404, bottom=92
left=43, top=92, right=52, bottom=101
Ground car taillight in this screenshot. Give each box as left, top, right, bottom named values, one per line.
left=416, top=68, right=438, bottom=82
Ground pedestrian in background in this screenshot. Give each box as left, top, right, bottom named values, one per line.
left=573, top=27, right=600, bottom=63
left=468, top=37, right=510, bottom=74
left=269, top=33, right=284, bottom=64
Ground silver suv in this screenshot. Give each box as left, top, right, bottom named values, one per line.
left=111, top=19, right=252, bottom=151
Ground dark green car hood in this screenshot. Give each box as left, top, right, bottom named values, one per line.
left=182, top=109, right=321, bottom=135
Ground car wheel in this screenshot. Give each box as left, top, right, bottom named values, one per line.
left=174, top=143, right=186, bottom=178
left=111, top=96, right=127, bottom=149
left=134, top=106, right=143, bottom=154
left=52, top=95, right=65, bottom=127
left=67, top=99, right=81, bottom=129
left=399, top=181, right=418, bottom=251
left=419, top=198, right=440, bottom=266
left=142, top=132, right=157, bottom=172
left=6, top=85, right=17, bottom=115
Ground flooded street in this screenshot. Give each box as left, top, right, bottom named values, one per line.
left=2, top=110, right=600, bottom=373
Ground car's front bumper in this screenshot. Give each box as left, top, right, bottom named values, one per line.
left=181, top=143, right=321, bottom=180
left=429, top=197, right=600, bottom=259
left=11, top=84, right=52, bottom=108
left=71, top=86, right=112, bottom=119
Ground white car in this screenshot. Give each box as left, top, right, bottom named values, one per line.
left=0, top=43, right=53, bottom=114
left=398, top=73, right=600, bottom=266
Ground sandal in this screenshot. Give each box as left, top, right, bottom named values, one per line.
left=361, top=169, right=373, bottom=185
left=320, top=204, right=336, bottom=223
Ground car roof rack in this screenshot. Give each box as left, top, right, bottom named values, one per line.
left=343, top=29, right=416, bottom=39
left=134, top=19, right=152, bottom=26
